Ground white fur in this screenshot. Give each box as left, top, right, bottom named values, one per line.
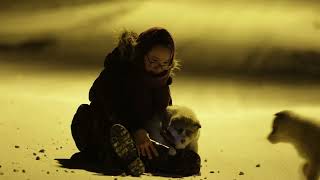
left=145, top=105, right=201, bottom=155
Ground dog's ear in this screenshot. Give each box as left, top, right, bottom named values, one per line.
left=166, top=105, right=177, bottom=117
left=194, top=122, right=201, bottom=129
left=163, top=105, right=177, bottom=128
left=275, top=110, right=292, bottom=118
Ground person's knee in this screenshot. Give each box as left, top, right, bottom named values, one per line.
left=71, top=104, right=92, bottom=151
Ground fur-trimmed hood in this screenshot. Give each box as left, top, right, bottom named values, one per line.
left=104, top=30, right=180, bottom=77
left=103, top=30, right=138, bottom=69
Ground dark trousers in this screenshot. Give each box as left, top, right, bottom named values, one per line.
left=71, top=103, right=201, bottom=176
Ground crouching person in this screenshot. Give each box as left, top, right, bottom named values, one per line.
left=71, top=27, right=201, bottom=176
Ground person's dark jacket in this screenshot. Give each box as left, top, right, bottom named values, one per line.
left=88, top=31, right=173, bottom=133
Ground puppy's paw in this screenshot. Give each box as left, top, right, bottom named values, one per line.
left=168, top=147, right=177, bottom=156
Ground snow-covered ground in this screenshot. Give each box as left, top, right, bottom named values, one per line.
left=1, top=63, right=320, bottom=180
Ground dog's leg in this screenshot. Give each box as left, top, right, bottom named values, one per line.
left=186, top=141, right=198, bottom=153
left=304, top=161, right=319, bottom=180
left=303, top=162, right=310, bottom=177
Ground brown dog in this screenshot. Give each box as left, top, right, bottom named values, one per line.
left=268, top=110, right=320, bottom=180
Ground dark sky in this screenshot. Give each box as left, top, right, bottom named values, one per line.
left=0, top=0, right=320, bottom=78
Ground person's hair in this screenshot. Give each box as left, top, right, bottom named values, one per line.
left=135, top=27, right=180, bottom=74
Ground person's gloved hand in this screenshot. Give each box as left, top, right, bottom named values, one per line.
left=133, top=129, right=159, bottom=159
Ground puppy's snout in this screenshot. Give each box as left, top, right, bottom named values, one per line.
left=181, top=139, right=185, bottom=144
left=267, top=133, right=277, bottom=144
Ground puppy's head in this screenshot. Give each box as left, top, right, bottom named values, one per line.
left=268, top=110, right=297, bottom=144
left=165, top=105, right=201, bottom=149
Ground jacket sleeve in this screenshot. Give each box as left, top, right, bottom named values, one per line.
left=88, top=69, right=114, bottom=115
left=153, top=77, right=173, bottom=110
left=126, top=84, right=173, bottom=133
left=88, top=48, right=121, bottom=115
left=90, top=76, right=153, bottom=133
left=124, top=85, right=152, bottom=133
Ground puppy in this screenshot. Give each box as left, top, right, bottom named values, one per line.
left=145, top=105, right=201, bottom=155
left=267, top=110, right=320, bottom=180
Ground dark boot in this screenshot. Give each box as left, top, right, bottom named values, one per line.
left=109, top=124, right=145, bottom=176
left=143, top=142, right=201, bottom=176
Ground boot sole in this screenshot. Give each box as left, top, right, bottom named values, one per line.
left=110, top=124, right=145, bottom=176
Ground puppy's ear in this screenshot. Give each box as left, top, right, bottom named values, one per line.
left=275, top=110, right=292, bottom=118
left=194, top=122, right=201, bottom=129
left=166, top=105, right=177, bottom=117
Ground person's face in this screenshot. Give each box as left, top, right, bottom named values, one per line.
left=144, top=45, right=172, bottom=75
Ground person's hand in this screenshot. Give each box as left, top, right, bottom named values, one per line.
left=133, top=129, right=159, bottom=159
